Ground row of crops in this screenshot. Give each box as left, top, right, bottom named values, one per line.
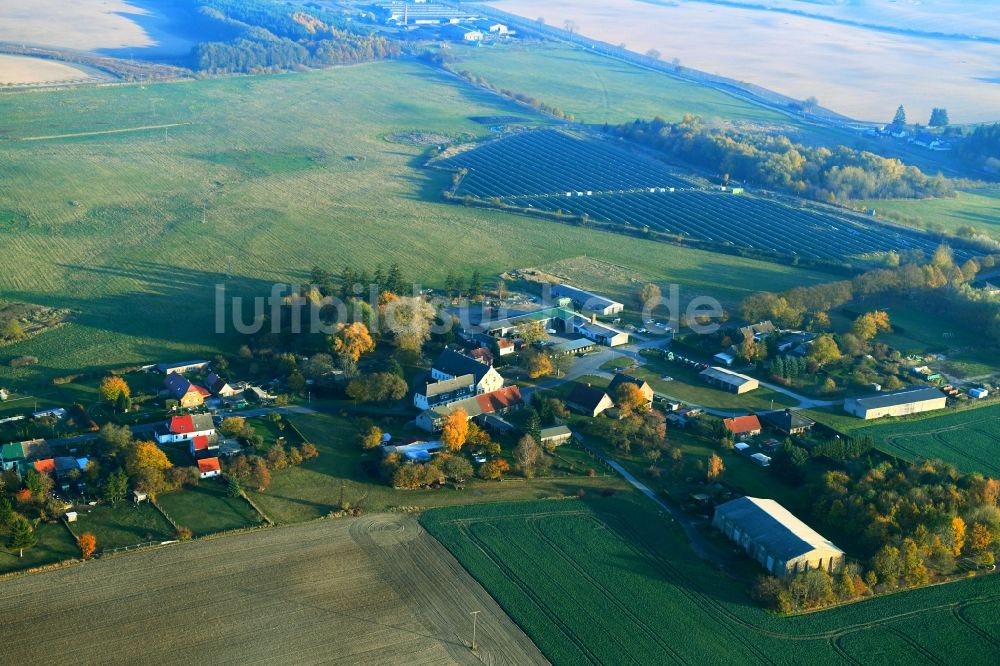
left=438, top=129, right=949, bottom=261
left=439, top=129, right=692, bottom=198
left=515, top=190, right=944, bottom=261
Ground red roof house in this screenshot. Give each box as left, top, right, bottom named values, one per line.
left=33, top=458, right=56, bottom=475
left=476, top=385, right=523, bottom=413
left=197, top=457, right=222, bottom=478
left=723, top=415, right=763, bottom=438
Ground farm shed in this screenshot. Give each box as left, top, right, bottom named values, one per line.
left=843, top=387, right=946, bottom=420
left=712, top=496, right=844, bottom=577
left=700, top=367, right=759, bottom=394
left=539, top=425, right=573, bottom=447
left=156, top=360, right=209, bottom=375
left=549, top=284, right=624, bottom=316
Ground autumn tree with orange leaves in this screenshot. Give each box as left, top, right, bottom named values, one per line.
left=78, top=533, right=96, bottom=560
left=441, top=409, right=469, bottom=452
left=331, top=322, right=375, bottom=363
left=99, top=376, right=131, bottom=403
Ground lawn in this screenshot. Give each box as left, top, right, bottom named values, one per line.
left=0, top=521, right=78, bottom=575
left=72, top=502, right=175, bottom=551
left=629, top=353, right=799, bottom=413
left=446, top=42, right=787, bottom=125
left=246, top=412, right=625, bottom=524
left=0, top=59, right=838, bottom=388
left=422, top=493, right=1000, bottom=666
left=157, top=482, right=263, bottom=536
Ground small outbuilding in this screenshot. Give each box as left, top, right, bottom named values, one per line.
left=700, top=367, right=759, bottom=394
left=539, top=425, right=573, bottom=447
left=197, top=457, right=222, bottom=479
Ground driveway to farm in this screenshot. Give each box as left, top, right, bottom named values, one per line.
left=577, top=435, right=735, bottom=574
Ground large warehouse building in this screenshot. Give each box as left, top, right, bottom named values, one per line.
left=550, top=284, right=624, bottom=316
left=712, top=496, right=845, bottom=577
left=843, top=386, right=946, bottom=420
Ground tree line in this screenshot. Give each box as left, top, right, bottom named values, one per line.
left=614, top=115, right=954, bottom=202
left=741, top=246, right=1000, bottom=344
left=187, top=0, right=400, bottom=74
left=956, top=123, right=1000, bottom=174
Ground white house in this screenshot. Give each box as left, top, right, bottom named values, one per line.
left=414, top=373, right=476, bottom=410
left=431, top=348, right=504, bottom=394
left=155, top=413, right=216, bottom=444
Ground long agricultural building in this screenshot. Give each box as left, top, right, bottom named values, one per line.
left=699, top=366, right=759, bottom=394
left=550, top=284, right=624, bottom=316
left=843, top=386, right=947, bottom=420
left=712, top=496, right=845, bottom=577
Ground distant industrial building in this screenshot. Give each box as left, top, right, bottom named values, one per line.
left=843, top=387, right=947, bottom=420
left=550, top=284, right=624, bottom=316
left=700, top=367, right=759, bottom=394
left=712, top=496, right=845, bottom=577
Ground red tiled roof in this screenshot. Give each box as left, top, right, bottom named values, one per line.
left=497, top=338, right=514, bottom=349
left=197, top=457, right=221, bottom=473
left=191, top=435, right=209, bottom=451
left=192, top=385, right=211, bottom=397
left=34, top=458, right=56, bottom=474
left=723, top=415, right=762, bottom=434
left=476, top=385, right=522, bottom=413
left=168, top=415, right=195, bottom=434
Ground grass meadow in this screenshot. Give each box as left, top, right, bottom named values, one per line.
left=423, top=494, right=1000, bottom=666
left=859, top=189, right=1000, bottom=241
left=157, top=482, right=263, bottom=536
left=445, top=42, right=787, bottom=125
left=0, top=60, right=831, bottom=387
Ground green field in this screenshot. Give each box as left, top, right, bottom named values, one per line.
left=447, top=42, right=786, bottom=125
left=0, top=521, right=78, bottom=575
left=71, top=502, right=175, bottom=551
left=423, top=494, right=1000, bottom=666
left=246, top=412, right=624, bottom=524
left=853, top=401, right=1000, bottom=476
left=0, top=60, right=833, bottom=387
left=859, top=189, right=1000, bottom=241
left=157, top=483, right=263, bottom=536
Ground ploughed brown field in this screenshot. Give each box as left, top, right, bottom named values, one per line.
left=0, top=515, right=547, bottom=665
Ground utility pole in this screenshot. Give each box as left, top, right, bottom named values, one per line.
left=470, top=610, right=481, bottom=651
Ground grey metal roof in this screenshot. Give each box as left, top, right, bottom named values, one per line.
left=551, top=284, right=622, bottom=311
left=714, top=496, right=843, bottom=561
left=760, top=409, right=816, bottom=432
left=851, top=387, right=945, bottom=410
left=539, top=425, right=572, bottom=440
left=700, top=366, right=756, bottom=387
left=422, top=374, right=475, bottom=398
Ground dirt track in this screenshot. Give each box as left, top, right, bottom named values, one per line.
left=0, top=515, right=548, bottom=665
